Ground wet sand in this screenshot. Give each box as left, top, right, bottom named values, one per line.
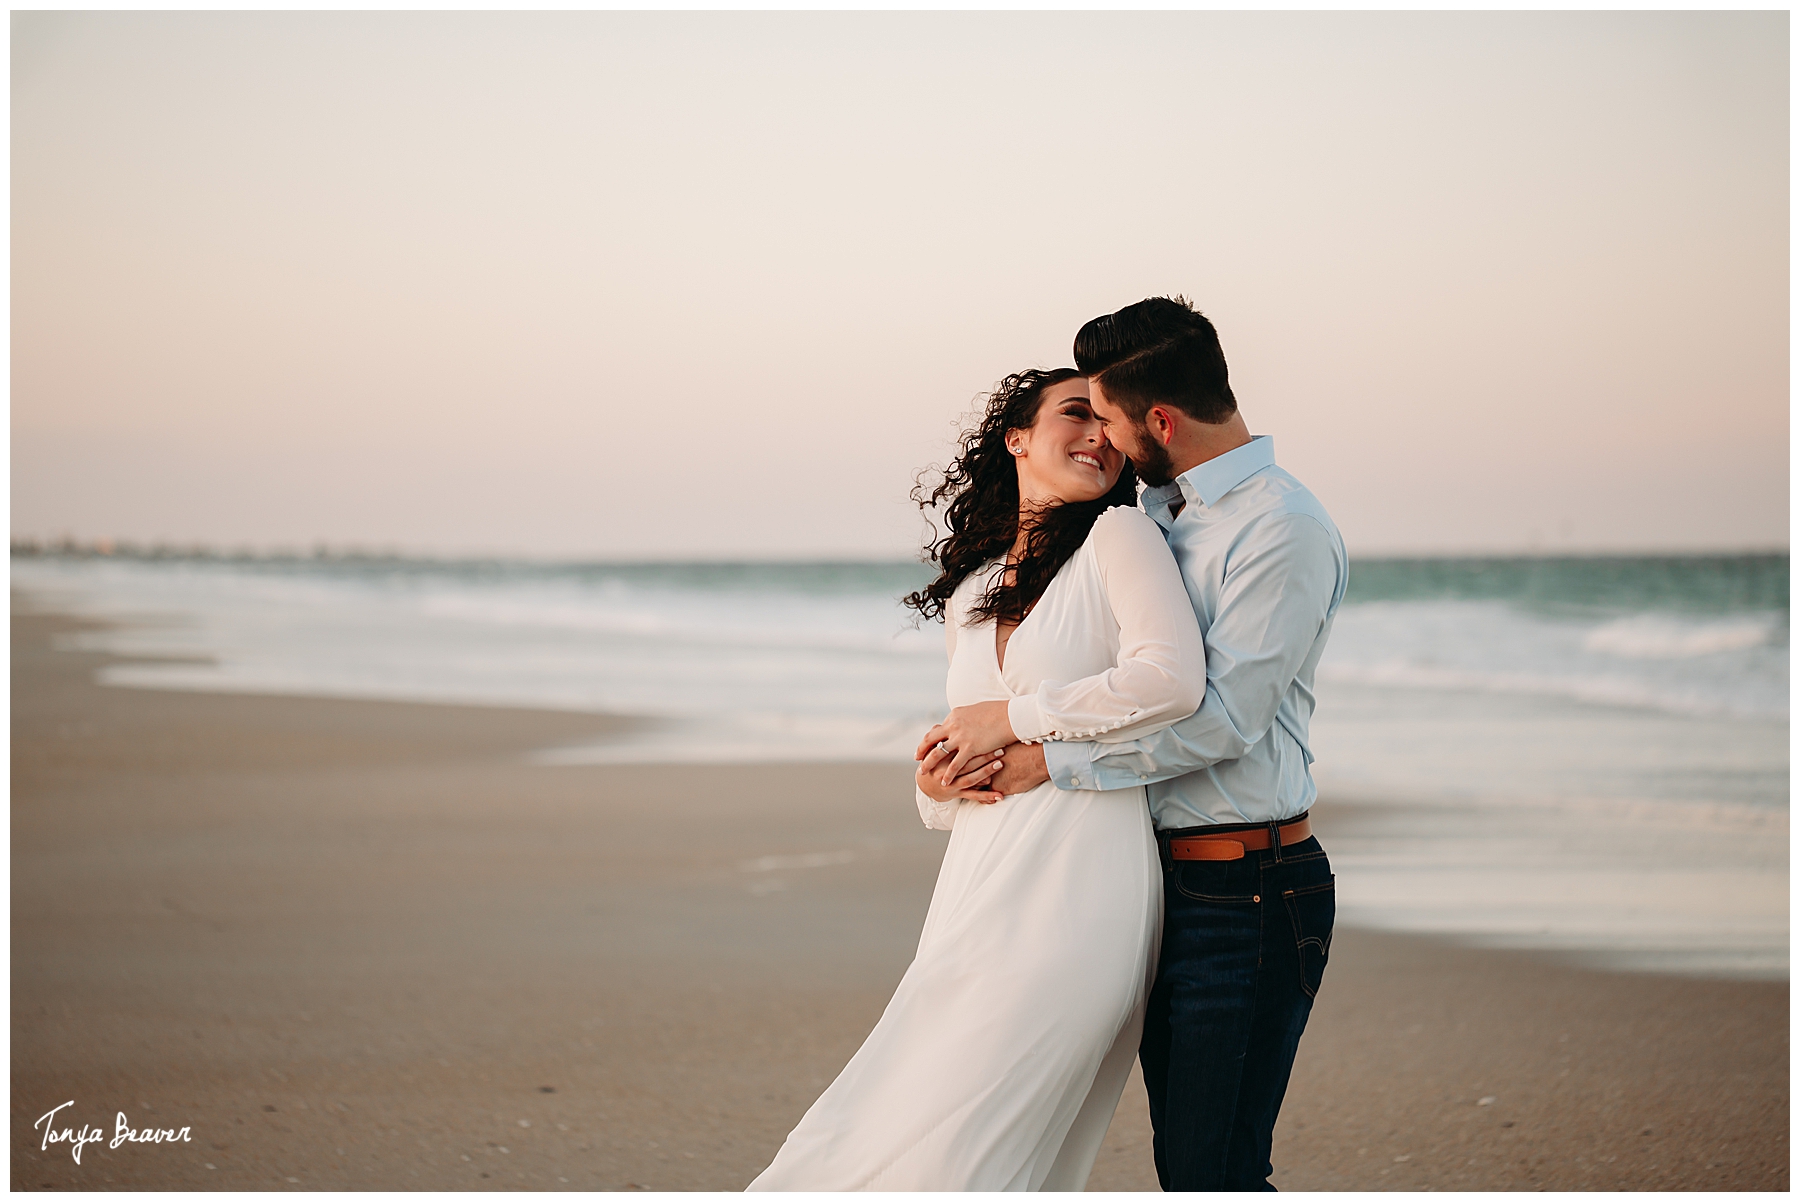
left=11, top=605, right=1788, bottom=1190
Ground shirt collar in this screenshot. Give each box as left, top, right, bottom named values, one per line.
left=1142, top=435, right=1276, bottom=526
left=1185, top=435, right=1275, bottom=506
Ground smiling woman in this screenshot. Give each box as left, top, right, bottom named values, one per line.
left=904, top=369, right=1138, bottom=633
left=744, top=366, right=1202, bottom=1190
left=903, top=369, right=1142, bottom=783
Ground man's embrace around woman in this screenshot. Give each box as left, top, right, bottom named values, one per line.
left=750, top=296, right=1346, bottom=1192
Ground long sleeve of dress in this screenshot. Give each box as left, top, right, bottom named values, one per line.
left=915, top=605, right=963, bottom=830
left=1042, top=509, right=1340, bottom=789
left=1006, top=507, right=1206, bottom=746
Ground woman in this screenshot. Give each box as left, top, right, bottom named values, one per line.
left=748, top=368, right=1205, bottom=1191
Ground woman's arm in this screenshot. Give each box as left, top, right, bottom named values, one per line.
left=1008, top=506, right=1205, bottom=745
left=1044, top=510, right=1341, bottom=790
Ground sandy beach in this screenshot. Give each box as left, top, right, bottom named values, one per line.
left=11, top=603, right=1788, bottom=1191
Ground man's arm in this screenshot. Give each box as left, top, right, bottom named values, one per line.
left=987, top=740, right=1049, bottom=795
left=1042, top=512, right=1341, bottom=792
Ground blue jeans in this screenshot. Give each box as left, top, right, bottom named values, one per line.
left=1139, top=831, right=1335, bottom=1191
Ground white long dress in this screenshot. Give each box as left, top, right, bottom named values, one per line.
left=748, top=505, right=1206, bottom=1192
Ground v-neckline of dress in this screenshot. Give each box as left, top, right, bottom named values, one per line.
left=991, top=557, right=1043, bottom=677
left=995, top=617, right=1020, bottom=674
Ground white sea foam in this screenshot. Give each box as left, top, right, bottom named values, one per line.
left=1318, top=600, right=1787, bottom=720
left=1316, top=659, right=1778, bottom=720
left=1581, top=613, right=1775, bottom=659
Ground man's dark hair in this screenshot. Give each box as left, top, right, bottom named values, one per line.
left=1072, top=295, right=1237, bottom=424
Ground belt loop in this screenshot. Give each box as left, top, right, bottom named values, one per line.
left=1156, top=830, right=1174, bottom=875
left=1268, top=819, right=1283, bottom=862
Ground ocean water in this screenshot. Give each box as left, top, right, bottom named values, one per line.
left=1296, top=555, right=1788, bottom=979
left=14, top=555, right=950, bottom=762
left=12, top=548, right=1788, bottom=977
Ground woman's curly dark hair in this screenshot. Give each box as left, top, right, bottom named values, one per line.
left=903, top=368, right=1139, bottom=625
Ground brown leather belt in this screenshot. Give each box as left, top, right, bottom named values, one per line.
left=1166, top=814, right=1312, bottom=862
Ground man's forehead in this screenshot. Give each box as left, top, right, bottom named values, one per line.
left=1087, top=384, right=1125, bottom=417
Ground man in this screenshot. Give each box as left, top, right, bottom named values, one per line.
left=985, top=296, right=1347, bottom=1191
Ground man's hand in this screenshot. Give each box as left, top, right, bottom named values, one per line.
left=986, top=741, right=1050, bottom=796
left=913, top=700, right=1017, bottom=782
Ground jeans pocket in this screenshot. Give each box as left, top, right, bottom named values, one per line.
left=1172, top=862, right=1260, bottom=903
left=1282, top=877, right=1335, bottom=999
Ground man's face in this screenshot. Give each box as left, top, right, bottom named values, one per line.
left=1089, top=380, right=1178, bottom=487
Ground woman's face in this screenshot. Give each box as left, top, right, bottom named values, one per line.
left=1007, top=378, right=1126, bottom=505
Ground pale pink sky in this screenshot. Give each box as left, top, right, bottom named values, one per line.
left=12, top=12, right=1788, bottom=558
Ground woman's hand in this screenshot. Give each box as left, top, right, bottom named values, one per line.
left=915, top=743, right=1006, bottom=805
left=913, top=700, right=1019, bottom=783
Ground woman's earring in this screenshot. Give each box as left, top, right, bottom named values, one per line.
left=1010, top=445, right=1023, bottom=456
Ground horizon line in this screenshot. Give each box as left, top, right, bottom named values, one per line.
left=9, top=536, right=1791, bottom=567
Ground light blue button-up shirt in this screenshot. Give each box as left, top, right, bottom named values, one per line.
left=1042, top=435, right=1348, bottom=830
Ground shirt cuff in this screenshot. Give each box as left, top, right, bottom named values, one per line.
left=1007, top=693, right=1048, bottom=744
left=1042, top=739, right=1097, bottom=791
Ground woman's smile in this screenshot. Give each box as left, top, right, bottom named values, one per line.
left=1005, top=378, right=1126, bottom=506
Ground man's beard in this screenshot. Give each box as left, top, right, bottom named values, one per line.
left=1129, top=429, right=1178, bottom=488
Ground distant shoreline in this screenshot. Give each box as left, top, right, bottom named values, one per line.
left=16, top=542, right=1787, bottom=622
left=10, top=537, right=1791, bottom=569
